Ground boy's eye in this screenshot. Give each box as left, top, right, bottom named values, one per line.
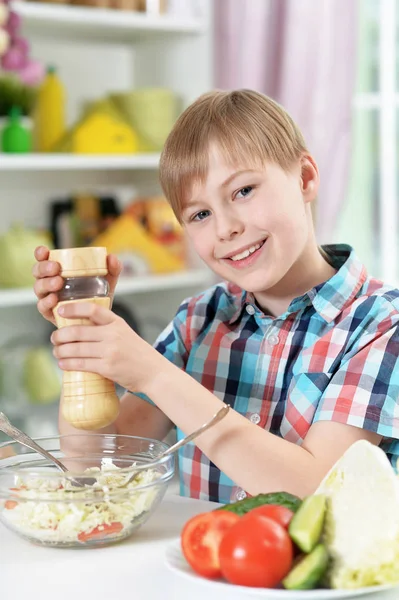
left=192, top=210, right=211, bottom=222
left=235, top=186, right=254, bottom=199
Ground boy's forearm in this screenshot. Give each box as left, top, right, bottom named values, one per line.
left=143, top=357, right=380, bottom=498
left=143, top=362, right=316, bottom=497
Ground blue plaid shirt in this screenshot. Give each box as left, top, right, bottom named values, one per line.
left=131, top=245, right=399, bottom=503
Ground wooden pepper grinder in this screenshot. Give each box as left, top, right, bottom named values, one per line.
left=49, top=247, right=120, bottom=430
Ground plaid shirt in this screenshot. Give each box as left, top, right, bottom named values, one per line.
left=135, top=245, right=399, bottom=504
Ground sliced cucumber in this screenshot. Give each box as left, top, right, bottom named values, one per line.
left=218, top=491, right=302, bottom=516
left=288, top=494, right=326, bottom=553
left=283, top=544, right=329, bottom=590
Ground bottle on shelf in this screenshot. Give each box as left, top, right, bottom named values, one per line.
left=33, top=65, right=66, bottom=153
left=0, top=106, right=32, bottom=153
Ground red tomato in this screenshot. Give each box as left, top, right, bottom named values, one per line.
left=219, top=515, right=293, bottom=588
left=77, top=521, right=123, bottom=542
left=181, top=511, right=241, bottom=579
left=245, top=504, right=294, bottom=529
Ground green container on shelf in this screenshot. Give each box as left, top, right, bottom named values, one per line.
left=1, top=106, right=31, bottom=153
left=110, top=88, right=179, bottom=152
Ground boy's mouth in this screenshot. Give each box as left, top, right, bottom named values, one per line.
left=222, top=239, right=266, bottom=262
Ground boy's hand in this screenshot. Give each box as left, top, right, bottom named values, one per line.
left=51, top=302, right=159, bottom=392
left=33, top=246, right=122, bottom=326
left=32, top=246, right=63, bottom=325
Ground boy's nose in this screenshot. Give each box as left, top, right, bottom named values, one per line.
left=215, top=213, right=244, bottom=241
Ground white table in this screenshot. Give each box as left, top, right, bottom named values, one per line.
left=0, top=494, right=397, bottom=600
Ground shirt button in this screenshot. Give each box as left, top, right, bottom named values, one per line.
left=267, top=333, right=280, bottom=346
left=250, top=413, right=261, bottom=424
left=236, top=489, right=247, bottom=501
left=246, top=305, right=255, bottom=315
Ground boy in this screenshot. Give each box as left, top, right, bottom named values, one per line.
left=33, top=90, right=399, bottom=504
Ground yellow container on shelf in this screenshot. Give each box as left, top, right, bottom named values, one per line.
left=33, top=65, right=66, bottom=152
left=72, top=113, right=138, bottom=154
left=91, top=214, right=185, bottom=274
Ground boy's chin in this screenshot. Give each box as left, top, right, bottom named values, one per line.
left=225, top=272, right=277, bottom=294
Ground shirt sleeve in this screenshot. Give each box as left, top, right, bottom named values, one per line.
left=126, top=298, right=190, bottom=405
left=313, top=319, right=399, bottom=439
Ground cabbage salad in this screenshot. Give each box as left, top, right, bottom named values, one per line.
left=1, top=461, right=161, bottom=544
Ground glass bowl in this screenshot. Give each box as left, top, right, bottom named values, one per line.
left=0, top=434, right=174, bottom=548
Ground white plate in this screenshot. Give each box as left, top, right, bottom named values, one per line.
left=165, top=540, right=397, bottom=599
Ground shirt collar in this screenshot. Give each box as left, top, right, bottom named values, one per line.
left=302, top=244, right=368, bottom=323
left=228, top=244, right=368, bottom=325
left=227, top=286, right=248, bottom=324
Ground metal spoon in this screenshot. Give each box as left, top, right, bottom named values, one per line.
left=0, top=411, right=85, bottom=487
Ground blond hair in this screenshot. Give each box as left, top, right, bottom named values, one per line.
left=159, top=89, right=309, bottom=221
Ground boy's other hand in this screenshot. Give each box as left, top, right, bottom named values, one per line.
left=33, top=246, right=122, bottom=326
left=33, top=246, right=64, bottom=325
left=104, top=253, right=122, bottom=305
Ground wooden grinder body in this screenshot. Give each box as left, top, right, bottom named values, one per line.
left=49, top=247, right=120, bottom=430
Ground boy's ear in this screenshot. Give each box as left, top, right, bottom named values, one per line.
left=300, top=154, right=319, bottom=203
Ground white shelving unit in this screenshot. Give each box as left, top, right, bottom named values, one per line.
left=13, top=0, right=206, bottom=40
left=1, top=0, right=214, bottom=346
left=0, top=153, right=161, bottom=171
left=0, top=0, right=213, bottom=441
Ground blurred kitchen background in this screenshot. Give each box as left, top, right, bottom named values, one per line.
left=0, top=0, right=395, bottom=440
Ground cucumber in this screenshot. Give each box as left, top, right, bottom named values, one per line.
left=288, top=494, right=326, bottom=553
left=217, top=491, right=302, bottom=516
left=283, top=544, right=329, bottom=590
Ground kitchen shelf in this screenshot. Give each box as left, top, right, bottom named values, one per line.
left=13, top=1, right=205, bottom=41
left=0, top=153, right=161, bottom=171
left=0, top=269, right=212, bottom=308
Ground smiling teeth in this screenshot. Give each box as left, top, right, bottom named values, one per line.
left=230, top=242, right=263, bottom=261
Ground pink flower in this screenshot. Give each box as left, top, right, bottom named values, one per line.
left=1, top=44, right=27, bottom=70
left=13, top=36, right=29, bottom=56
left=17, top=58, right=45, bottom=86
left=5, top=11, right=21, bottom=35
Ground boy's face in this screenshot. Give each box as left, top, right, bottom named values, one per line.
left=181, top=145, right=318, bottom=298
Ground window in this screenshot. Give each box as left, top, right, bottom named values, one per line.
left=334, top=0, right=397, bottom=283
